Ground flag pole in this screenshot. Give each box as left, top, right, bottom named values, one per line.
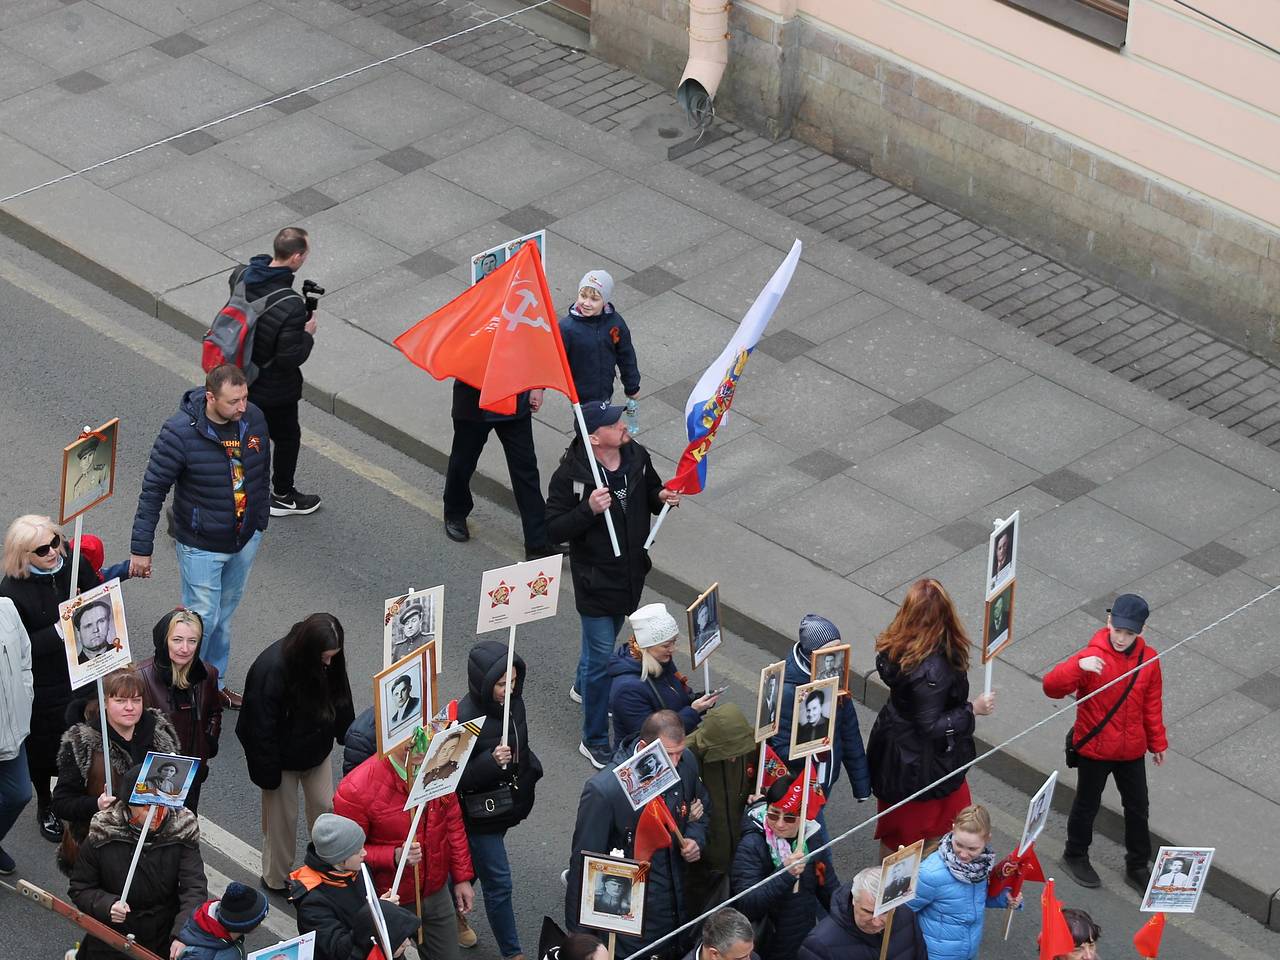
left=391, top=803, right=427, bottom=895
left=571, top=402, right=621, bottom=558
left=794, top=755, right=811, bottom=893
left=643, top=502, right=672, bottom=551
left=69, top=512, right=112, bottom=799
left=754, top=742, right=766, bottom=795
left=119, top=805, right=157, bottom=907
left=499, top=624, right=517, bottom=759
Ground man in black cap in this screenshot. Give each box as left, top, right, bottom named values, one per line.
left=1043, top=593, right=1167, bottom=891
left=546, top=401, right=680, bottom=769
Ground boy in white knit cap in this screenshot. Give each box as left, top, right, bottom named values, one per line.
left=560, top=270, right=641, bottom=406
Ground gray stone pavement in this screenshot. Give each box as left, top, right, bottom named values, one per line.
left=336, top=0, right=1280, bottom=450
left=3, top=0, right=1280, bottom=925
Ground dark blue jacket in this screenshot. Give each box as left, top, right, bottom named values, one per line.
left=799, top=884, right=926, bottom=960
left=131, top=387, right=271, bottom=556
left=565, top=736, right=711, bottom=959
left=730, top=803, right=836, bottom=960
left=769, top=647, right=872, bottom=800
left=560, top=304, right=640, bottom=403
left=608, top=645, right=701, bottom=745
left=174, top=913, right=244, bottom=960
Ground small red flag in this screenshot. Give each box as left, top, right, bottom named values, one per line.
left=393, top=242, right=578, bottom=414
left=1133, top=912, right=1166, bottom=958
left=757, top=744, right=790, bottom=793
left=634, top=797, right=676, bottom=863
left=989, top=844, right=1046, bottom=899
left=1038, top=879, right=1076, bottom=960
left=773, top=762, right=826, bottom=819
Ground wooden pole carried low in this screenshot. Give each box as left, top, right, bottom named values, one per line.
left=878, top=910, right=896, bottom=960
left=793, top=755, right=812, bottom=893
left=607, top=932, right=617, bottom=960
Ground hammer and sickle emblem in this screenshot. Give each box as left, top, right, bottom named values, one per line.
left=503, top=288, right=550, bottom=333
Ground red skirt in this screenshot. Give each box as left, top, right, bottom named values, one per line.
left=874, top=780, right=972, bottom=850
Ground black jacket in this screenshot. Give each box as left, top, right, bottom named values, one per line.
left=866, top=650, right=975, bottom=804
left=0, top=560, right=100, bottom=775
left=455, top=640, right=543, bottom=833
left=237, top=256, right=313, bottom=407
left=452, top=381, right=532, bottom=423
left=136, top=610, right=222, bottom=766
left=131, top=387, right=271, bottom=556
left=798, top=885, right=926, bottom=960
left=559, top=304, right=640, bottom=403
left=545, top=437, right=665, bottom=618
left=69, top=803, right=207, bottom=960
left=236, top=637, right=355, bottom=789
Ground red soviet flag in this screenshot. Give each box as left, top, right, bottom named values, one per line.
left=1039, top=879, right=1076, bottom=960
left=393, top=242, right=578, bottom=414
left=1133, top=912, right=1166, bottom=958
left=634, top=796, right=678, bottom=864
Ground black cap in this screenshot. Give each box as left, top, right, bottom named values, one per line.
left=583, top=401, right=625, bottom=434
left=1108, top=593, right=1149, bottom=633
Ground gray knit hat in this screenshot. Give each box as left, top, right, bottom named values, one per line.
left=312, top=813, right=365, bottom=865
left=797, top=614, right=841, bottom=656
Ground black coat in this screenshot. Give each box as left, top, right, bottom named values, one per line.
left=0, top=560, right=100, bottom=778
left=136, top=610, right=222, bottom=765
left=866, top=650, right=975, bottom=804
left=235, top=638, right=354, bottom=789
left=451, top=381, right=532, bottom=422
left=238, top=256, right=313, bottom=407
left=455, top=640, right=543, bottom=833
left=545, top=437, right=665, bottom=618
left=68, top=803, right=207, bottom=960
left=798, top=885, right=926, bottom=960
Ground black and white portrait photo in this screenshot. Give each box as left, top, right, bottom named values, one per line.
left=789, top=676, right=839, bottom=759
left=60, top=578, right=131, bottom=690
left=875, top=839, right=924, bottom=917
left=613, top=738, right=679, bottom=811
left=375, top=650, right=429, bottom=756
left=809, top=643, right=850, bottom=695
left=1017, top=770, right=1056, bottom=856
left=129, top=751, right=200, bottom=808
left=687, top=583, right=722, bottom=669
left=59, top=419, right=119, bottom=523
left=593, top=874, right=632, bottom=916
left=73, top=599, right=116, bottom=664
left=1141, top=845, right=1215, bottom=913
left=405, top=723, right=480, bottom=806
left=579, top=854, right=646, bottom=936
left=383, top=586, right=443, bottom=670
left=755, top=661, right=785, bottom=740
left=985, top=511, right=1019, bottom=599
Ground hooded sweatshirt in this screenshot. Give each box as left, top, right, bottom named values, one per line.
left=136, top=609, right=223, bottom=766
left=687, top=703, right=757, bottom=877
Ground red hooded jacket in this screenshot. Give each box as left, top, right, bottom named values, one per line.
left=332, top=754, right=474, bottom=904
left=1043, top=628, right=1167, bottom=761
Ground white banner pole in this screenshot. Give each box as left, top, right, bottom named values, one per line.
left=118, top=805, right=156, bottom=907
left=754, top=741, right=766, bottom=795
left=571, top=402, right=621, bottom=558
left=983, top=659, right=994, bottom=697
left=389, top=803, right=427, bottom=900
left=643, top=501, right=672, bottom=552
left=500, top=624, right=517, bottom=755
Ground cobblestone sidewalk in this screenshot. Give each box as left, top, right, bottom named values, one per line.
left=337, top=0, right=1280, bottom=448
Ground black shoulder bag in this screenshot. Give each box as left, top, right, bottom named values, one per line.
left=1064, top=652, right=1143, bottom=768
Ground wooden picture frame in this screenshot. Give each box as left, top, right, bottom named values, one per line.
left=875, top=839, right=925, bottom=917
left=374, top=648, right=431, bottom=758
left=754, top=660, right=786, bottom=742
left=788, top=675, right=839, bottom=760
left=982, top=580, right=1015, bottom=664
left=384, top=585, right=444, bottom=674
left=687, top=582, right=722, bottom=669
left=59, top=418, right=119, bottom=524
left=810, top=642, right=851, bottom=696
left=578, top=853, right=647, bottom=937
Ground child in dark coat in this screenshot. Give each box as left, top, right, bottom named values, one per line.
left=176, top=881, right=269, bottom=960
left=560, top=270, right=641, bottom=405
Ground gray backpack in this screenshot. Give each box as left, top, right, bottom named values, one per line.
left=201, top=265, right=301, bottom=382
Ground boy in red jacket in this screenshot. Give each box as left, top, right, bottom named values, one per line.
left=1043, top=594, right=1167, bottom=891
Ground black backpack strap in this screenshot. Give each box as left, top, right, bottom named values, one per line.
left=1071, top=651, right=1143, bottom=753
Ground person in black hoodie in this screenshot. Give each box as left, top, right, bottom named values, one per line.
left=136, top=609, right=222, bottom=813
left=236, top=613, right=354, bottom=893
left=0, top=514, right=100, bottom=841
left=236, top=226, right=321, bottom=518
left=545, top=401, right=679, bottom=770
left=457, top=640, right=544, bottom=960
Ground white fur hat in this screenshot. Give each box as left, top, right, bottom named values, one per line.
left=629, top=603, right=680, bottom=648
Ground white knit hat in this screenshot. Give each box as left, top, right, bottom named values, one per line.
left=578, top=269, right=615, bottom=303
left=629, top=603, right=680, bottom=648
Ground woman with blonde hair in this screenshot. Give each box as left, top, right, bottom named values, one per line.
left=606, top=602, right=719, bottom=750
left=865, top=579, right=994, bottom=856
left=136, top=609, right=222, bottom=813
left=0, top=514, right=100, bottom=842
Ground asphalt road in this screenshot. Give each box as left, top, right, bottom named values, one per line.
left=0, top=232, right=1276, bottom=960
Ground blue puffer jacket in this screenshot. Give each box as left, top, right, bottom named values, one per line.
left=769, top=646, right=872, bottom=800
left=907, top=849, right=1013, bottom=960
left=607, top=644, right=700, bottom=745
left=560, top=304, right=640, bottom=403
left=174, top=912, right=244, bottom=960
left=730, top=803, right=835, bottom=960
left=131, top=387, right=271, bottom=556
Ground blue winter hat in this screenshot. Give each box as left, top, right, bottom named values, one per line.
left=797, top=614, right=841, bottom=656
left=216, top=881, right=269, bottom=932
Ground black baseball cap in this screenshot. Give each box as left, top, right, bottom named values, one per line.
left=583, top=401, right=626, bottom=433
left=1108, top=593, right=1149, bottom=632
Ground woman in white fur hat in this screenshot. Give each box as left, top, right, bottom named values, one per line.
left=606, top=603, right=720, bottom=748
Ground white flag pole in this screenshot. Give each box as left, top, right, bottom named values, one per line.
left=794, top=755, right=812, bottom=893
left=68, top=511, right=114, bottom=800
left=643, top=502, right=672, bottom=552
left=983, top=659, right=994, bottom=697
left=118, top=805, right=157, bottom=906
left=362, top=864, right=396, bottom=960
left=500, top=624, right=517, bottom=758
left=571, top=402, right=621, bottom=558
left=703, top=661, right=711, bottom=695
left=754, top=741, right=766, bottom=795
left=390, top=803, right=427, bottom=895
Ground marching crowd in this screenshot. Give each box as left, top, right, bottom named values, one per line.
left=0, top=228, right=1167, bottom=960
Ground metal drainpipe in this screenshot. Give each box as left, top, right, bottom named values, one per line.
left=677, top=0, right=731, bottom=130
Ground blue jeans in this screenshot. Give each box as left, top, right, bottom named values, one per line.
left=577, top=614, right=624, bottom=750
left=174, top=530, right=262, bottom=688
left=0, top=743, right=34, bottom=844
left=469, top=831, right=521, bottom=958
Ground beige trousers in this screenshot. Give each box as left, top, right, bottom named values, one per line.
left=261, top=761, right=334, bottom=888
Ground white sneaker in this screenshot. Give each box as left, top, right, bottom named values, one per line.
left=560, top=869, right=569, bottom=888
left=569, top=684, right=582, bottom=703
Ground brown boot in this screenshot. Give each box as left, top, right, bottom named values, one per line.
left=457, top=911, right=477, bottom=948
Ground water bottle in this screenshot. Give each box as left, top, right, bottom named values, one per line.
left=623, top=398, right=639, bottom=436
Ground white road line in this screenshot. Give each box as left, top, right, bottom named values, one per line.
left=198, top=815, right=263, bottom=879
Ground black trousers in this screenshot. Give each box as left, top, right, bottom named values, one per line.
left=257, top=400, right=301, bottom=496
left=443, top=416, right=548, bottom=548
left=1065, top=754, right=1150, bottom=870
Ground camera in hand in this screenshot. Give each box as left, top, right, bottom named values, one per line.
left=302, top=279, right=325, bottom=313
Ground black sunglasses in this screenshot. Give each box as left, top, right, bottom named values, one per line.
left=32, top=534, right=62, bottom=558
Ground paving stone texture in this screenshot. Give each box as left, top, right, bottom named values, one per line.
left=3, top=0, right=1280, bottom=922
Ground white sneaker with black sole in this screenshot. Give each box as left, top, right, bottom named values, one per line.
left=270, top=490, right=322, bottom=516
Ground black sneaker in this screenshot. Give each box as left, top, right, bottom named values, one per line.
left=270, top=489, right=321, bottom=517
left=0, top=845, right=14, bottom=875
left=579, top=742, right=611, bottom=770
left=1125, top=865, right=1149, bottom=892
left=38, top=808, right=62, bottom=843
left=1061, top=854, right=1101, bottom=888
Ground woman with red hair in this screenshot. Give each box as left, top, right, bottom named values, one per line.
left=865, top=579, right=994, bottom=857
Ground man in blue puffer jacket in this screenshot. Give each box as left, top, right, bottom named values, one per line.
left=129, top=365, right=271, bottom=709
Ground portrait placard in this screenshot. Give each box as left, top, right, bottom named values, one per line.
left=875, top=839, right=925, bottom=917
left=476, top=554, right=564, bottom=633
left=384, top=585, right=444, bottom=672
left=58, top=577, right=131, bottom=690
left=788, top=675, right=839, bottom=760
left=404, top=722, right=481, bottom=808
left=374, top=650, right=431, bottom=758
left=985, top=511, right=1019, bottom=600
left=686, top=583, right=722, bottom=669
left=1016, top=769, right=1056, bottom=856
left=1140, top=846, right=1214, bottom=913
left=982, top=580, right=1015, bottom=664
left=470, top=230, right=547, bottom=285
left=129, top=752, right=201, bottom=808
left=578, top=853, right=647, bottom=937
left=613, top=738, right=680, bottom=812
left=754, top=660, right=786, bottom=742
left=247, top=931, right=316, bottom=960
left=59, top=419, right=119, bottom=524
left=810, top=643, right=851, bottom=696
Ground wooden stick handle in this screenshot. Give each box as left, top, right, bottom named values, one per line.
left=878, top=909, right=895, bottom=960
